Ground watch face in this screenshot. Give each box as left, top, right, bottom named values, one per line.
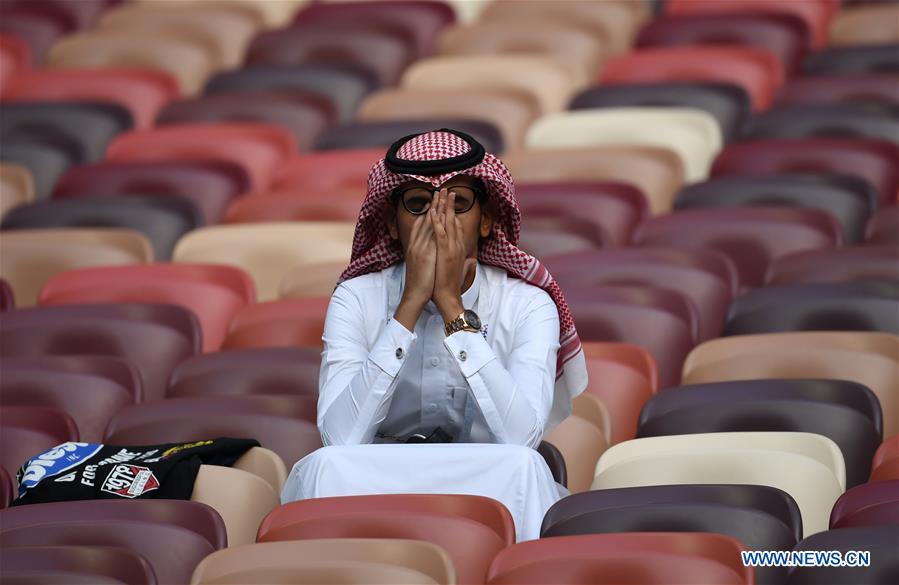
left=464, top=309, right=481, bottom=330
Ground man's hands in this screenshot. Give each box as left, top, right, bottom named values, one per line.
left=394, top=188, right=475, bottom=332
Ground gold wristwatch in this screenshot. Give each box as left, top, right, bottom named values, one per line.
left=444, top=309, right=481, bottom=336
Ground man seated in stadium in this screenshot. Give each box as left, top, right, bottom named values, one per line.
left=317, top=128, right=587, bottom=447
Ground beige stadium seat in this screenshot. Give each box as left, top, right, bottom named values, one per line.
left=47, top=31, right=216, bottom=95
left=190, top=539, right=456, bottom=585
left=544, top=415, right=609, bottom=493
left=525, top=108, right=723, bottom=183
left=443, top=0, right=489, bottom=23
left=682, top=334, right=899, bottom=437
left=503, top=146, right=685, bottom=215
left=232, top=446, right=288, bottom=495
left=571, top=392, right=612, bottom=445
left=279, top=260, right=346, bottom=299
left=98, top=2, right=261, bottom=69
left=0, top=163, right=34, bottom=220
left=357, top=87, right=538, bottom=151
left=0, top=228, right=153, bottom=307
left=593, top=432, right=845, bottom=536
left=437, top=21, right=606, bottom=86
left=401, top=55, right=583, bottom=114
left=173, top=222, right=355, bottom=302
left=479, top=0, right=649, bottom=56
left=829, top=4, right=899, bottom=47
left=138, top=0, right=308, bottom=27
left=191, top=465, right=280, bottom=546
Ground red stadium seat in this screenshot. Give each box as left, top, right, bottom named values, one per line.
left=711, top=138, right=899, bottom=206
left=38, top=264, right=255, bottom=352
left=104, top=123, right=296, bottom=192
left=223, top=188, right=364, bottom=223
left=633, top=207, right=842, bottom=288
left=0, top=34, right=30, bottom=93
left=223, top=298, right=330, bottom=350
left=601, top=46, right=784, bottom=111
left=2, top=69, right=179, bottom=129
left=272, top=148, right=383, bottom=193
left=870, top=435, right=898, bottom=482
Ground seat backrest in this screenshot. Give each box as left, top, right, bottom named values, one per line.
left=314, top=119, right=504, bottom=154
left=190, top=464, right=280, bottom=546
left=766, top=246, right=898, bottom=286
left=829, top=480, right=899, bottom=529
left=0, top=545, right=156, bottom=585
left=0, top=405, right=79, bottom=479
left=222, top=297, right=330, bottom=349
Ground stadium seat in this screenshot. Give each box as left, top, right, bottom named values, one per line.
left=0, top=162, right=34, bottom=220
left=478, top=0, right=648, bottom=56
left=865, top=207, right=898, bottom=246
left=674, top=174, right=875, bottom=245
left=829, top=3, right=899, bottom=46
left=173, top=223, right=353, bottom=301
left=203, top=65, right=374, bottom=123
left=711, top=138, right=899, bottom=206
left=223, top=191, right=363, bottom=224
left=504, top=146, right=685, bottom=216
left=870, top=436, right=898, bottom=482
left=38, top=263, right=256, bottom=352
left=1, top=68, right=179, bottom=129
left=104, top=123, right=296, bottom=193
left=0, top=139, right=79, bottom=200
left=0, top=13, right=64, bottom=67
left=0, top=279, right=13, bottom=312
left=593, top=431, right=845, bottom=536
left=0, top=520, right=214, bottom=584
left=0, top=355, right=141, bottom=442
left=638, top=379, right=882, bottom=487
left=0, top=34, right=30, bottom=91
left=766, top=246, right=899, bottom=285
left=664, top=0, right=831, bottom=49
left=1, top=0, right=111, bottom=32
left=437, top=20, right=605, bottom=85
left=358, top=88, right=537, bottom=150
left=541, top=485, right=799, bottom=584
left=682, top=332, right=899, bottom=437
left=565, top=288, right=695, bottom=389
left=543, top=414, right=608, bottom=493
left=166, top=347, right=321, bottom=399
left=830, top=481, right=899, bottom=529
left=569, top=82, right=751, bottom=142
left=314, top=119, right=504, bottom=153
left=402, top=55, right=581, bottom=114
left=537, top=440, right=567, bottom=487
left=53, top=160, right=251, bottom=225
left=546, top=248, right=734, bottom=342
left=0, top=228, right=153, bottom=307
left=0, top=466, right=11, bottom=508
left=291, top=0, right=455, bottom=59
left=802, top=44, right=899, bottom=75
left=278, top=260, right=346, bottom=298
left=636, top=13, right=809, bottom=73
left=271, top=148, right=383, bottom=193
left=742, top=105, right=899, bottom=144
left=516, top=182, right=649, bottom=248
left=632, top=207, right=842, bottom=288
left=246, top=25, right=411, bottom=87
left=0, top=302, right=201, bottom=402
left=571, top=393, right=612, bottom=443
left=104, top=407, right=322, bottom=472
left=1, top=196, right=201, bottom=260
left=526, top=108, right=721, bottom=183
left=723, top=281, right=899, bottom=336
left=776, top=74, right=899, bottom=115
left=47, top=30, right=217, bottom=95
left=97, top=2, right=260, bottom=70
left=518, top=226, right=598, bottom=258
left=601, top=46, right=784, bottom=111
left=0, top=405, right=79, bottom=478
left=0, top=546, right=155, bottom=585
left=486, top=532, right=751, bottom=585
left=190, top=539, right=455, bottom=585
left=156, top=91, right=334, bottom=151
left=258, top=494, right=512, bottom=584
left=223, top=297, right=329, bottom=350
left=789, top=526, right=898, bottom=584
left=583, top=339, right=658, bottom=391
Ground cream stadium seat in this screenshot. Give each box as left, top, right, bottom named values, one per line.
left=829, top=4, right=899, bottom=47
left=279, top=260, right=347, bottom=299
left=593, top=432, right=845, bottom=536
left=191, top=465, right=280, bottom=546
left=137, top=0, right=308, bottom=28
left=0, top=163, right=34, bottom=221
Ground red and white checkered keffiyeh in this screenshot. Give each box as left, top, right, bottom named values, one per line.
left=339, top=130, right=587, bottom=416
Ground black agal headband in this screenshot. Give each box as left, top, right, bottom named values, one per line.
left=384, top=128, right=486, bottom=176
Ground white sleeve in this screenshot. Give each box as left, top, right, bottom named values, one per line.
left=442, top=293, right=559, bottom=448
left=317, top=284, right=417, bottom=445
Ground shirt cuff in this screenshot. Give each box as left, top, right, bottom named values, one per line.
left=369, top=318, right=417, bottom=378
left=443, top=330, right=496, bottom=378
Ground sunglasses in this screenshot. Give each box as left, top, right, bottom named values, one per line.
left=392, top=183, right=487, bottom=216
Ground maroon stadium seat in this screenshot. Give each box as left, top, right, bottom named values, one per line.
left=0, top=405, right=78, bottom=478
left=766, top=246, right=898, bottom=286
left=0, top=546, right=156, bottom=585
